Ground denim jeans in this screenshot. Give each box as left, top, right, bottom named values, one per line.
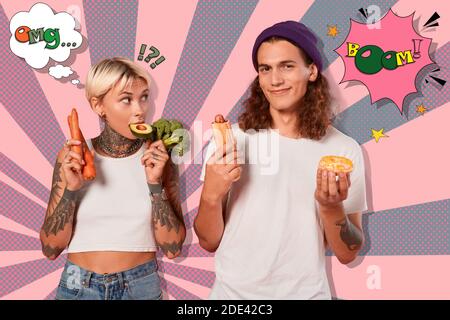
left=55, top=259, right=162, bottom=300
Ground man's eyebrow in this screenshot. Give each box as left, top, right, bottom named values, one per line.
left=279, top=60, right=297, bottom=64
left=258, top=60, right=297, bottom=68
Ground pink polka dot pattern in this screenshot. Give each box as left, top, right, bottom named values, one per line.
left=0, top=153, right=50, bottom=203
left=83, top=0, right=139, bottom=64
left=162, top=0, right=258, bottom=128
left=0, top=7, right=65, bottom=164
left=0, top=255, right=66, bottom=297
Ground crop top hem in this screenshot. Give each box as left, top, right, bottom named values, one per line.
left=67, top=244, right=158, bottom=253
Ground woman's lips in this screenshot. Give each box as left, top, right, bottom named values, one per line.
left=129, top=120, right=145, bottom=125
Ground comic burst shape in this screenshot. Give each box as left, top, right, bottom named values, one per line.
left=335, top=10, right=434, bottom=114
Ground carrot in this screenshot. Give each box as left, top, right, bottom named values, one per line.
left=79, top=129, right=96, bottom=180
left=69, top=108, right=83, bottom=157
left=67, top=109, right=96, bottom=180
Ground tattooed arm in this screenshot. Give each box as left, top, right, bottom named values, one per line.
left=40, top=140, right=84, bottom=260
left=151, top=160, right=186, bottom=259
left=319, top=204, right=364, bottom=264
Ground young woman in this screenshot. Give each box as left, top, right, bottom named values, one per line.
left=40, top=57, right=186, bottom=300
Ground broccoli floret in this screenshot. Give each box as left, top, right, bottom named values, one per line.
left=172, top=143, right=184, bottom=157
left=169, top=120, right=183, bottom=132
left=151, top=118, right=187, bottom=156
left=152, top=118, right=170, bottom=140
left=163, top=130, right=184, bottom=148
left=171, top=130, right=190, bottom=157
left=172, top=138, right=190, bottom=157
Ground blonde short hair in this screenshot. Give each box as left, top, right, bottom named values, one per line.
left=85, top=57, right=151, bottom=102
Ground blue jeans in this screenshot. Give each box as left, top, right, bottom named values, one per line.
left=55, top=259, right=162, bottom=300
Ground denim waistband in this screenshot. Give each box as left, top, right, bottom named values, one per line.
left=63, top=259, right=158, bottom=288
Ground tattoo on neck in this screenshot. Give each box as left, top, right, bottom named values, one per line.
left=335, top=216, right=363, bottom=251
left=94, top=123, right=143, bottom=158
left=41, top=239, right=64, bottom=259
left=152, top=194, right=181, bottom=233
left=42, top=188, right=77, bottom=237
left=158, top=239, right=184, bottom=256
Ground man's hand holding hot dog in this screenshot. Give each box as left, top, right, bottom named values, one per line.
left=194, top=115, right=241, bottom=252
left=203, top=115, right=241, bottom=202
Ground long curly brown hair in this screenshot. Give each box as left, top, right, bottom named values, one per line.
left=238, top=37, right=333, bottom=140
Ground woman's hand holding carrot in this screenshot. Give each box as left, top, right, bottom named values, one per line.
left=67, top=108, right=96, bottom=183
left=62, top=139, right=86, bottom=191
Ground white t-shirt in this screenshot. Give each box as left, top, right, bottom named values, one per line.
left=200, top=124, right=367, bottom=300
left=67, top=139, right=157, bottom=253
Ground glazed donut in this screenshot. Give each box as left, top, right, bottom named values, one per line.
left=319, top=155, right=353, bottom=173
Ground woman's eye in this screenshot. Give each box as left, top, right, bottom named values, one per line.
left=259, top=67, right=269, bottom=73
left=141, top=95, right=148, bottom=102
left=121, top=97, right=131, bottom=104
left=283, top=65, right=293, bottom=70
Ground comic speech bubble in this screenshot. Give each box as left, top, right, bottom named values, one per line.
left=49, top=64, right=73, bottom=79
left=9, top=3, right=82, bottom=69
left=335, top=10, right=434, bottom=113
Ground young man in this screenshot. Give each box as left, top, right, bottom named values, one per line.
left=194, top=21, right=367, bottom=299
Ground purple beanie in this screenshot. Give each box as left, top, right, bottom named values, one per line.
left=252, top=21, right=323, bottom=72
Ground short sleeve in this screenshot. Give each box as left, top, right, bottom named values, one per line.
left=343, top=143, right=368, bottom=215
left=199, top=138, right=217, bottom=182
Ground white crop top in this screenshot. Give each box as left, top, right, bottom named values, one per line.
left=67, top=139, right=157, bottom=253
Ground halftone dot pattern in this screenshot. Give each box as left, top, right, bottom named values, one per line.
left=360, top=199, right=450, bottom=255
left=333, top=43, right=449, bottom=145
left=180, top=165, right=202, bottom=202
left=177, top=60, right=251, bottom=204
left=300, top=0, right=397, bottom=70
left=333, top=96, right=409, bottom=145
left=157, top=243, right=214, bottom=259
left=184, top=207, right=198, bottom=229
left=0, top=7, right=65, bottom=164
left=178, top=0, right=397, bottom=201
left=0, top=230, right=40, bottom=251
left=83, top=0, right=138, bottom=64
left=420, top=42, right=449, bottom=114
left=0, top=255, right=65, bottom=297
left=325, top=198, right=450, bottom=256
left=180, top=243, right=214, bottom=257
left=0, top=153, right=50, bottom=204
left=160, top=261, right=215, bottom=288
left=0, top=182, right=45, bottom=232
left=162, top=0, right=258, bottom=128
left=227, top=86, right=251, bottom=123
left=45, top=288, right=57, bottom=300
left=0, top=0, right=448, bottom=301
left=179, top=143, right=209, bottom=202
left=160, top=277, right=201, bottom=300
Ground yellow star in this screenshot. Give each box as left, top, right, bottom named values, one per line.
left=371, top=128, right=389, bottom=143
left=416, top=104, right=427, bottom=115
left=327, top=25, right=339, bottom=38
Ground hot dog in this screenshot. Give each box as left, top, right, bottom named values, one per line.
left=212, top=114, right=232, bottom=148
